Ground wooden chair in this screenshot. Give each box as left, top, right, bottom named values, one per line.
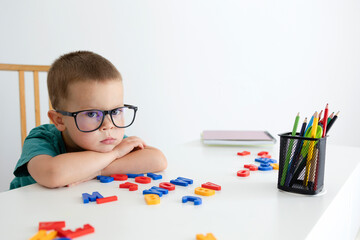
left=0, top=64, right=51, bottom=146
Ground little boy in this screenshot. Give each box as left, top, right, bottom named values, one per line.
left=10, top=51, right=167, bottom=189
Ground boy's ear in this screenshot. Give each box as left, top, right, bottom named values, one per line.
left=48, top=110, right=66, bottom=131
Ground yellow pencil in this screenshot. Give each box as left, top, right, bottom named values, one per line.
left=311, top=112, right=319, bottom=138
left=304, top=112, right=318, bottom=186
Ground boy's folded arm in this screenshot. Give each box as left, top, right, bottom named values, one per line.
left=101, top=146, right=167, bottom=176
left=27, top=150, right=117, bottom=188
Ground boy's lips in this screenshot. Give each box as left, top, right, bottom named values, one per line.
left=101, top=137, right=116, bottom=144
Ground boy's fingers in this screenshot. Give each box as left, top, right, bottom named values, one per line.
left=138, top=140, right=146, bottom=149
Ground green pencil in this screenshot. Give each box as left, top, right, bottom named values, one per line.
left=280, top=112, right=300, bottom=186
left=327, top=112, right=334, bottom=125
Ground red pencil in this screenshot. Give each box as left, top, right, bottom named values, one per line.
left=318, top=110, right=323, bottom=124
left=322, top=103, right=329, bottom=137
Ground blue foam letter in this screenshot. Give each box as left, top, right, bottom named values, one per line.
left=82, top=191, right=103, bottom=203
left=182, top=196, right=202, bottom=205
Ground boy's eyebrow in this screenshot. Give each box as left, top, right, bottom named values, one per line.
left=74, top=104, right=125, bottom=111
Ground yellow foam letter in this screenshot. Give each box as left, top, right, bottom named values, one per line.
left=145, top=194, right=160, bottom=205
left=195, top=187, right=215, bottom=196
left=196, top=233, right=217, bottom=240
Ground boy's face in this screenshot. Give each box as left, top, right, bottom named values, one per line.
left=60, top=79, right=125, bottom=153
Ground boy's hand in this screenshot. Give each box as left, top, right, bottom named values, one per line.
left=112, top=136, right=147, bottom=159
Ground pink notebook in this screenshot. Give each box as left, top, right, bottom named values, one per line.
left=202, top=130, right=276, bottom=145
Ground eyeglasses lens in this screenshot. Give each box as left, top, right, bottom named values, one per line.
left=111, top=107, right=135, bottom=128
left=76, top=107, right=135, bottom=132
left=76, top=110, right=104, bottom=132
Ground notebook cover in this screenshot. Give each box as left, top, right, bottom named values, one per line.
left=202, top=130, right=276, bottom=145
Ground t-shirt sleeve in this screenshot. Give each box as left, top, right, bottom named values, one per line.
left=13, top=126, right=65, bottom=177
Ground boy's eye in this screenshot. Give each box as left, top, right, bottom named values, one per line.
left=86, top=111, right=100, bottom=118
left=111, top=108, right=123, bottom=116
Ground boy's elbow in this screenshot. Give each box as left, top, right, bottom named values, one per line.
left=35, top=166, right=65, bottom=189
left=43, top=175, right=63, bottom=189
left=37, top=175, right=62, bottom=189
left=28, top=156, right=66, bottom=189
left=154, top=148, right=168, bottom=171
left=35, top=177, right=61, bottom=189
left=160, top=153, right=168, bottom=171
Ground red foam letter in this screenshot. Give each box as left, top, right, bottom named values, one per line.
left=237, top=170, right=250, bottom=177
left=119, top=182, right=138, bottom=191
left=135, top=176, right=151, bottom=184
left=159, top=182, right=175, bottom=191
left=57, top=224, right=95, bottom=238
left=111, top=174, right=128, bottom=181
left=201, top=182, right=221, bottom=191
left=38, top=221, right=65, bottom=231
left=96, top=196, right=118, bottom=204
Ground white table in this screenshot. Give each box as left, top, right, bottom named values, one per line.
left=1, top=141, right=360, bottom=240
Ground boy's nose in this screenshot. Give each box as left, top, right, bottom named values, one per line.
left=100, top=115, right=114, bottom=131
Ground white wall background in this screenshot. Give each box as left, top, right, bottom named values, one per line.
left=0, top=0, right=359, bottom=192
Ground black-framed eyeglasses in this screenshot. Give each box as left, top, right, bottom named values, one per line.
left=56, top=104, right=138, bottom=132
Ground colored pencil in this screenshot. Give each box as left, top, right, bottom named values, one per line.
left=326, top=111, right=339, bottom=134
left=318, top=110, right=323, bottom=125
left=304, top=114, right=314, bottom=135
left=304, top=112, right=319, bottom=186
left=292, top=113, right=300, bottom=136
left=327, top=112, right=334, bottom=125
left=280, top=113, right=300, bottom=186
left=300, top=118, right=307, bottom=137
left=285, top=117, right=307, bottom=186
left=309, top=148, right=319, bottom=189
left=322, top=104, right=329, bottom=137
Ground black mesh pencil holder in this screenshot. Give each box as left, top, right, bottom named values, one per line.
left=277, top=132, right=327, bottom=195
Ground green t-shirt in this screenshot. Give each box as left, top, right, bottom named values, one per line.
left=10, top=124, right=128, bottom=190
left=10, top=124, right=67, bottom=190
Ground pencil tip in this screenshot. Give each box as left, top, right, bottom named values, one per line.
left=336, top=111, right=340, bottom=116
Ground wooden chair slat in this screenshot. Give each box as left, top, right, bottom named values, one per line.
left=0, top=63, right=50, bottom=146
left=0, top=64, right=50, bottom=71
left=18, top=71, right=27, bottom=145
left=33, top=71, right=41, bottom=127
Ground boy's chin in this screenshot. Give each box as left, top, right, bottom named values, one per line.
left=96, top=145, right=117, bottom=153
